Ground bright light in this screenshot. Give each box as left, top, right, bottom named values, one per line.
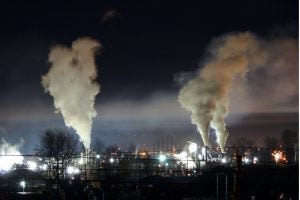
left=159, top=155, right=166, bottom=162
left=79, top=158, right=84, bottom=165
left=27, top=161, right=37, bottom=171
left=198, top=154, right=203, bottom=160
left=67, top=166, right=80, bottom=175
left=221, top=157, right=227, bottom=163
left=179, top=151, right=187, bottom=160
left=174, top=151, right=196, bottom=169
left=96, top=154, right=100, bottom=159
left=244, top=158, right=250, bottom=164
left=272, top=150, right=287, bottom=163
left=188, top=143, right=197, bottom=153
left=109, top=158, right=114, bottom=163
left=0, top=139, right=24, bottom=172
left=20, top=180, right=25, bottom=192
left=201, top=147, right=206, bottom=155
left=73, top=168, right=80, bottom=174
left=40, top=164, right=48, bottom=170
left=253, top=157, right=258, bottom=164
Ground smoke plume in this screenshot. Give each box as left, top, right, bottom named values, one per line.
left=178, top=32, right=298, bottom=152
left=0, top=138, right=24, bottom=171
left=42, top=38, right=101, bottom=149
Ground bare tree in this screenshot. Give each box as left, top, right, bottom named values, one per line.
left=36, top=128, right=81, bottom=178
left=233, top=137, right=254, bottom=155
left=263, top=136, right=278, bottom=148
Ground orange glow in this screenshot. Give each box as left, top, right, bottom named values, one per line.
left=272, top=150, right=287, bottom=163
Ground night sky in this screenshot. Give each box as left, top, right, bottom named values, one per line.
left=0, top=0, right=298, bottom=153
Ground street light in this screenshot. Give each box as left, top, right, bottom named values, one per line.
left=96, top=154, right=100, bottom=181
left=109, top=158, right=114, bottom=163
left=20, top=180, right=26, bottom=192
left=159, top=154, right=166, bottom=162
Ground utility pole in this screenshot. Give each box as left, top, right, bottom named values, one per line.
left=234, top=151, right=242, bottom=200
left=225, top=173, right=228, bottom=200
left=216, top=173, right=219, bottom=200
left=217, top=173, right=228, bottom=200
left=56, top=154, right=60, bottom=198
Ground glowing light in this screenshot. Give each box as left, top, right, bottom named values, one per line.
left=79, top=158, right=84, bottom=165
left=73, top=168, right=80, bottom=174
left=272, top=150, right=287, bottom=163
left=174, top=151, right=196, bottom=169
left=96, top=154, right=100, bottom=159
left=253, top=157, right=258, bottom=164
left=27, top=161, right=37, bottom=171
left=159, top=155, right=166, bottom=162
left=40, top=164, right=48, bottom=170
left=179, top=151, right=187, bottom=160
left=0, top=139, right=24, bottom=172
left=67, top=166, right=80, bottom=174
left=188, top=143, right=197, bottom=153
left=109, top=158, right=114, bottom=163
left=20, top=180, right=26, bottom=192
left=141, top=152, right=146, bottom=156
left=244, top=157, right=250, bottom=164
left=221, top=157, right=227, bottom=163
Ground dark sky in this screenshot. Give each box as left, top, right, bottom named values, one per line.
left=0, top=0, right=298, bottom=153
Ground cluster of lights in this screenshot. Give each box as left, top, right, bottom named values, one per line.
left=173, top=143, right=200, bottom=169
left=0, top=155, right=24, bottom=172
left=66, top=166, right=80, bottom=175
left=27, top=161, right=37, bottom=171
left=272, top=150, right=287, bottom=163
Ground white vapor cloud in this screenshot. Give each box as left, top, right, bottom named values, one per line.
left=42, top=38, right=101, bottom=148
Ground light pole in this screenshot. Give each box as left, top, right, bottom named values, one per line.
left=20, top=180, right=25, bottom=193
left=96, top=154, right=100, bottom=181
left=216, top=173, right=228, bottom=200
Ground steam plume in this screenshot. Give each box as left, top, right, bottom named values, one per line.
left=178, top=32, right=267, bottom=152
left=42, top=38, right=101, bottom=149
left=0, top=138, right=24, bottom=171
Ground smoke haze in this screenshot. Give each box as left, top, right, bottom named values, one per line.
left=0, top=138, right=24, bottom=171
left=41, top=38, right=101, bottom=148
left=178, top=32, right=298, bottom=152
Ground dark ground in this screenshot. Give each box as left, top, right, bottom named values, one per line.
left=0, top=164, right=298, bottom=200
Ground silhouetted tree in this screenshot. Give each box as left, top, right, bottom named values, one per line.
left=234, top=137, right=255, bottom=155
left=263, top=136, right=278, bottom=148
left=36, top=128, right=81, bottom=178
left=281, top=129, right=298, bottom=163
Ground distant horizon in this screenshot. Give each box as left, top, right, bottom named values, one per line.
left=0, top=112, right=297, bottom=154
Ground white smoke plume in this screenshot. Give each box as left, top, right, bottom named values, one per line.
left=42, top=38, right=101, bottom=149
left=0, top=138, right=24, bottom=172
left=178, top=32, right=267, bottom=152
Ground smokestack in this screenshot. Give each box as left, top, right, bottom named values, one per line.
left=178, top=32, right=266, bottom=152
left=42, top=38, right=101, bottom=149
